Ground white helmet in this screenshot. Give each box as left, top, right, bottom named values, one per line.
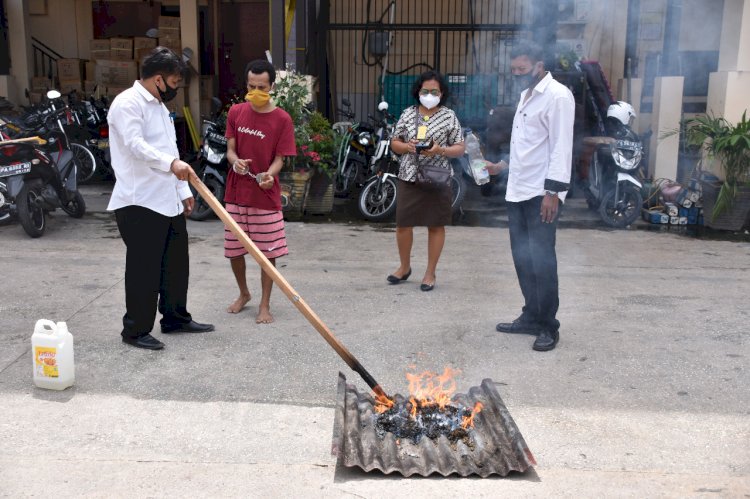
left=607, top=101, right=636, bottom=126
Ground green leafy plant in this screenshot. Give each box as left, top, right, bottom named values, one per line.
left=679, top=112, right=750, bottom=219
left=272, top=67, right=335, bottom=176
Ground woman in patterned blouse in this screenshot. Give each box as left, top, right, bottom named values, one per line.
left=387, top=71, right=465, bottom=292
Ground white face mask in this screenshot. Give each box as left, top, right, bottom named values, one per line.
left=419, top=94, right=440, bottom=110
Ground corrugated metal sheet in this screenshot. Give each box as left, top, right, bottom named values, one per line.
left=331, top=372, right=536, bottom=477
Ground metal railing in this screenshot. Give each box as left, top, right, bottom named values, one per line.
left=32, top=36, right=62, bottom=80
left=327, top=0, right=532, bottom=129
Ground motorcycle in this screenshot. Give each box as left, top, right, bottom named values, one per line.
left=0, top=109, right=86, bottom=237
left=67, top=91, right=112, bottom=182
left=583, top=101, right=644, bottom=228
left=357, top=102, right=466, bottom=221
left=357, top=102, right=399, bottom=221
left=2, top=90, right=99, bottom=186
left=332, top=98, right=373, bottom=198
left=189, top=97, right=228, bottom=221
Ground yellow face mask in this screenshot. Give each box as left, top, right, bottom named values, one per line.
left=246, top=89, right=271, bottom=108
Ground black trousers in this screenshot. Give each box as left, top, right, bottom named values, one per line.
left=115, top=205, right=192, bottom=339
left=506, top=196, right=561, bottom=333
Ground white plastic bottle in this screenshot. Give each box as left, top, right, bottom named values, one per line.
left=31, top=320, right=75, bottom=390
left=464, top=130, right=489, bottom=185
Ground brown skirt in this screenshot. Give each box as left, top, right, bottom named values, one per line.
left=396, top=179, right=452, bottom=227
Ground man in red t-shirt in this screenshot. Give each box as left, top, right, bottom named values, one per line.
left=224, top=59, right=296, bottom=324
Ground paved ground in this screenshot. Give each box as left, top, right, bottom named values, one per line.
left=0, top=184, right=748, bottom=498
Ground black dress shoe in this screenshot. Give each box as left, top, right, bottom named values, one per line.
left=420, top=282, right=435, bottom=292
left=533, top=330, right=559, bottom=351
left=122, top=333, right=165, bottom=350
left=161, top=320, right=215, bottom=334
left=387, top=268, right=412, bottom=284
left=496, top=319, right=540, bottom=335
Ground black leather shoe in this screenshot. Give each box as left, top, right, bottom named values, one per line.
left=387, top=268, right=412, bottom=284
left=161, top=320, right=215, bottom=334
left=533, top=330, right=559, bottom=351
left=496, top=319, right=539, bottom=335
left=122, top=333, right=165, bottom=350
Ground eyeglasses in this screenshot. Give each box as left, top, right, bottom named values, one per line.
left=419, top=89, right=441, bottom=96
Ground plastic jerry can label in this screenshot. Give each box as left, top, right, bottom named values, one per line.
left=34, top=346, right=59, bottom=377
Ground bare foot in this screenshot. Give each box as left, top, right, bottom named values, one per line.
left=227, top=293, right=251, bottom=314
left=255, top=305, right=274, bottom=324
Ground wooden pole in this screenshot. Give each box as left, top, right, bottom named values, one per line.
left=189, top=174, right=388, bottom=399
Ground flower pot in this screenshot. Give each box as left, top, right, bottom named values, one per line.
left=303, top=168, right=334, bottom=215
left=279, top=170, right=311, bottom=221
left=700, top=180, right=750, bottom=231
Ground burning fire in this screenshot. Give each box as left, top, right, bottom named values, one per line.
left=374, top=367, right=483, bottom=429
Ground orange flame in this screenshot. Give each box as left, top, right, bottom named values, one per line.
left=374, top=391, right=394, bottom=414
left=406, top=367, right=460, bottom=411
left=461, top=402, right=483, bottom=429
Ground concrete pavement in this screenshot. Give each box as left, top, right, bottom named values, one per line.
left=0, top=184, right=748, bottom=497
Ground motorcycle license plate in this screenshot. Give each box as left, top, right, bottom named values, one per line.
left=0, top=162, right=32, bottom=177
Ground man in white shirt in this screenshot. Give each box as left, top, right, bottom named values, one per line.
left=487, top=42, right=574, bottom=352
left=107, top=47, right=214, bottom=350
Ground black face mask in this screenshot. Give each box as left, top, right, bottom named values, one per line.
left=157, top=78, right=178, bottom=103
left=513, top=71, right=536, bottom=91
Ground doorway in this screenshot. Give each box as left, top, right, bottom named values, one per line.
left=218, top=2, right=270, bottom=101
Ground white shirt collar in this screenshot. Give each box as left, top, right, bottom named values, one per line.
left=134, top=80, right=158, bottom=103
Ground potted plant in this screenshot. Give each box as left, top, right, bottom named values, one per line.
left=272, top=68, right=314, bottom=219
left=681, top=112, right=750, bottom=230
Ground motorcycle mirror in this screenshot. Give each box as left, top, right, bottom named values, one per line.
left=46, top=90, right=61, bottom=100
left=377, top=101, right=389, bottom=111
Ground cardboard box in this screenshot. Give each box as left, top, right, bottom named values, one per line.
left=57, top=59, right=82, bottom=81
left=59, top=80, right=82, bottom=95
left=106, top=86, right=129, bottom=98
left=85, top=61, right=97, bottom=81
left=158, top=37, right=181, bottom=53
left=84, top=80, right=98, bottom=94
left=158, top=16, right=181, bottom=28
left=158, top=27, right=181, bottom=40
left=28, top=92, right=43, bottom=104
left=134, top=37, right=157, bottom=50
left=135, top=47, right=153, bottom=62
left=31, top=77, right=53, bottom=91
left=110, top=38, right=133, bottom=60
left=95, top=59, right=138, bottom=87
left=90, top=39, right=111, bottom=60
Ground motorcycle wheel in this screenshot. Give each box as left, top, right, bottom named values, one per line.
left=449, top=170, right=466, bottom=214
left=61, top=190, right=86, bottom=218
left=16, top=183, right=46, bottom=238
left=72, top=142, right=97, bottom=184
left=599, top=183, right=643, bottom=228
left=358, top=176, right=397, bottom=222
left=334, top=157, right=362, bottom=198
left=189, top=176, right=224, bottom=221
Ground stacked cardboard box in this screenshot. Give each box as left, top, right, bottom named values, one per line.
left=134, top=37, right=157, bottom=62
left=110, top=38, right=133, bottom=61
left=57, top=58, right=83, bottom=95
left=158, top=16, right=181, bottom=54
left=90, top=39, right=111, bottom=60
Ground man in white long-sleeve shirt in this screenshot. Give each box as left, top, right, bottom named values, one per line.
left=107, top=47, right=214, bottom=350
left=488, top=42, right=574, bottom=352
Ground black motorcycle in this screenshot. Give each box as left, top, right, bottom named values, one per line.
left=189, top=98, right=228, bottom=221
left=0, top=125, right=86, bottom=237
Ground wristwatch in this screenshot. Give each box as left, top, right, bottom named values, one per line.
left=545, top=190, right=558, bottom=197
